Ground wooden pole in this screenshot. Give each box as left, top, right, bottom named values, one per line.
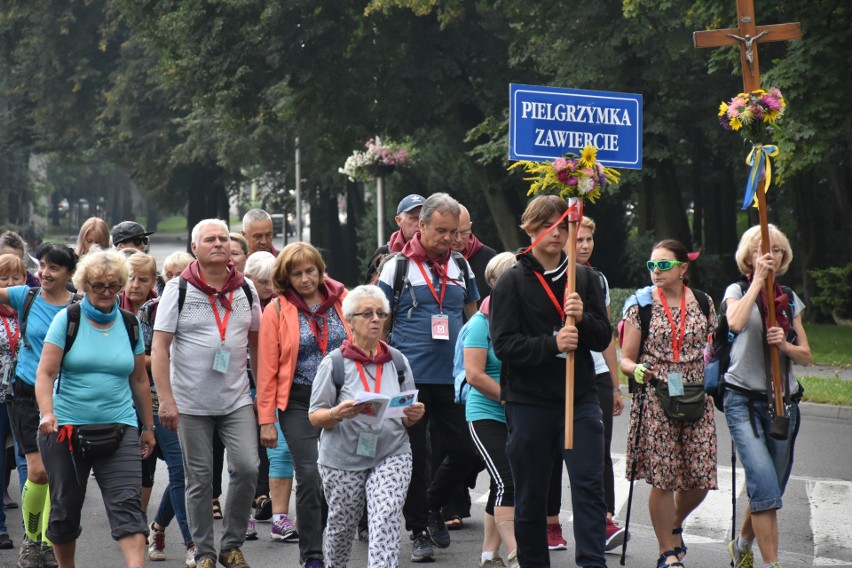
left=564, top=207, right=578, bottom=450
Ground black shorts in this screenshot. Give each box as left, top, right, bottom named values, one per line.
left=7, top=380, right=40, bottom=456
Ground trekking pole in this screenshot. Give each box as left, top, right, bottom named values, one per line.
left=620, top=384, right=647, bottom=566
left=730, top=437, right=737, bottom=567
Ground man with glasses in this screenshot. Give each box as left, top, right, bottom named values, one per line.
left=111, top=221, right=154, bottom=252
left=451, top=204, right=497, bottom=303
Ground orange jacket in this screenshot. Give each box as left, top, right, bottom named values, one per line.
left=256, top=292, right=350, bottom=425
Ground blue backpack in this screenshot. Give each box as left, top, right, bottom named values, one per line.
left=453, top=318, right=476, bottom=404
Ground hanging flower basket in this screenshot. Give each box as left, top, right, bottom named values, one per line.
left=339, top=138, right=413, bottom=182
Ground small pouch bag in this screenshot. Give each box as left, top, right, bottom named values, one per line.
left=74, top=424, right=126, bottom=459
left=654, top=381, right=706, bottom=422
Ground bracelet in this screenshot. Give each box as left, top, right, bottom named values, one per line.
left=329, top=407, right=342, bottom=422
left=613, top=387, right=621, bottom=393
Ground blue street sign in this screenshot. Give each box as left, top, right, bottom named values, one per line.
left=509, top=84, right=643, bottom=169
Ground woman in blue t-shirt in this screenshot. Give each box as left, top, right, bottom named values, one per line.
left=0, top=242, right=78, bottom=566
left=463, top=252, right=519, bottom=568
left=33, top=248, right=155, bottom=568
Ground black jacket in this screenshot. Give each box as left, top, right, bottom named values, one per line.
left=490, top=251, right=611, bottom=407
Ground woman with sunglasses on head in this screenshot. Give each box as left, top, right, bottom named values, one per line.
left=256, top=242, right=350, bottom=568
left=620, top=239, right=717, bottom=568
left=723, top=225, right=811, bottom=568
left=308, top=285, right=424, bottom=568
left=0, top=242, right=79, bottom=567
left=34, top=248, right=155, bottom=568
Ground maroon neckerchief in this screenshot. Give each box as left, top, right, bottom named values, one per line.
left=0, top=304, right=15, bottom=318
left=401, top=233, right=451, bottom=280
left=757, top=280, right=791, bottom=335
left=283, top=277, right=346, bottom=318
left=180, top=260, right=245, bottom=311
left=462, top=233, right=485, bottom=260
left=119, top=289, right=157, bottom=313
left=339, top=339, right=393, bottom=365
left=387, top=230, right=407, bottom=253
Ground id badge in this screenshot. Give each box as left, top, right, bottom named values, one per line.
left=212, top=345, right=232, bottom=373
left=553, top=327, right=566, bottom=359
left=356, top=431, right=379, bottom=458
left=431, top=314, right=450, bottom=341
left=667, top=372, right=684, bottom=397
left=1, top=365, right=10, bottom=389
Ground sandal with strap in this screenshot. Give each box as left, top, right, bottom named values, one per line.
left=445, top=515, right=464, bottom=531
left=212, top=498, right=223, bottom=520
left=672, top=527, right=687, bottom=559
left=656, top=550, right=685, bottom=568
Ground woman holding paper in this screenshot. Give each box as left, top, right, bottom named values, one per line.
left=309, top=285, right=424, bottom=568
left=256, top=243, right=350, bottom=568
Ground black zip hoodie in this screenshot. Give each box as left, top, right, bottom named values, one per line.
left=490, top=250, right=611, bottom=408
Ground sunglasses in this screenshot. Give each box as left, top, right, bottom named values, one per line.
left=88, top=282, right=123, bottom=294
left=646, top=260, right=684, bottom=271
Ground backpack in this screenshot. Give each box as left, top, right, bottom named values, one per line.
left=452, top=315, right=480, bottom=405
left=327, top=347, right=408, bottom=397
left=177, top=276, right=254, bottom=313
left=619, top=286, right=712, bottom=393
left=703, top=281, right=795, bottom=411
left=55, top=302, right=140, bottom=394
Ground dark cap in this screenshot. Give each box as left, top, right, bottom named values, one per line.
left=396, top=194, right=426, bottom=215
left=111, top=221, right=154, bottom=245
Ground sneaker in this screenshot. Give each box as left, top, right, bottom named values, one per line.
left=185, top=544, right=198, bottom=567
left=0, top=532, right=12, bottom=549
left=479, top=555, right=505, bottom=568
left=605, top=518, right=627, bottom=551
left=426, top=510, right=450, bottom=549
left=547, top=523, right=567, bottom=550
left=727, top=538, right=754, bottom=568
left=196, top=556, right=217, bottom=568
left=304, top=560, right=325, bottom=568
left=507, top=549, right=520, bottom=568
left=17, top=536, right=40, bottom=568
left=254, top=497, right=273, bottom=522
left=271, top=514, right=299, bottom=542
left=410, top=530, right=435, bottom=563
left=218, top=547, right=250, bottom=568
left=148, top=524, right=166, bottom=561
left=39, top=543, right=59, bottom=568
left=245, top=514, right=258, bottom=541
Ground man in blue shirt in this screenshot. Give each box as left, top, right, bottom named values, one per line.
left=377, top=193, right=479, bottom=562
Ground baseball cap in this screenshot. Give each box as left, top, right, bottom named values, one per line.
left=396, top=194, right=426, bottom=215
left=111, top=221, right=155, bottom=245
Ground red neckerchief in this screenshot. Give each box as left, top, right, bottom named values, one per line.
left=462, top=233, right=485, bottom=259
left=387, top=230, right=408, bottom=253
left=340, top=339, right=393, bottom=365
left=284, top=277, right=347, bottom=355
left=119, top=289, right=157, bottom=313
left=1, top=313, right=19, bottom=354
left=401, top=232, right=451, bottom=266
left=750, top=278, right=791, bottom=335
left=658, top=285, right=687, bottom=363
left=0, top=304, right=16, bottom=318
left=180, top=260, right=245, bottom=311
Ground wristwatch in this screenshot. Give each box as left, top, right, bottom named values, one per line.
left=141, top=425, right=156, bottom=432
left=613, top=387, right=621, bottom=393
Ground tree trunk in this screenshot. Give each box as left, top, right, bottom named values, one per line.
left=184, top=161, right=228, bottom=251
left=474, top=163, right=523, bottom=251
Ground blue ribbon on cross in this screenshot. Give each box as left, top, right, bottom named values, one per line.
left=742, top=143, right=779, bottom=210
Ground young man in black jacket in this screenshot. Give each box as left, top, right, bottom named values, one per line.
left=491, top=195, right=612, bottom=568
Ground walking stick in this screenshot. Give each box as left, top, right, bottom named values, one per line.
left=620, top=384, right=647, bottom=565
left=730, top=438, right=737, bottom=567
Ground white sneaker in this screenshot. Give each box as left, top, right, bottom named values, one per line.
left=148, top=525, right=166, bottom=561
left=185, top=544, right=198, bottom=567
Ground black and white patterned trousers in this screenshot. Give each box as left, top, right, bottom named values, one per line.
left=319, top=453, right=413, bottom=568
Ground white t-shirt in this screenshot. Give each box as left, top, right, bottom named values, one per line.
left=590, top=271, right=612, bottom=376
left=154, top=277, right=261, bottom=416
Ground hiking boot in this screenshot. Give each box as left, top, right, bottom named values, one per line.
left=17, top=536, right=40, bottom=568
left=410, top=530, right=435, bottom=563
left=148, top=524, right=166, bottom=561
left=479, top=555, right=505, bottom=568
left=605, top=518, right=627, bottom=551
left=185, top=544, right=198, bottom=567
left=245, top=514, right=257, bottom=541
left=196, top=556, right=217, bottom=568
left=254, top=497, right=273, bottom=522
left=218, top=547, right=250, bottom=568
left=0, top=532, right=12, bottom=550
left=39, top=542, right=59, bottom=568
left=270, top=514, right=298, bottom=542
left=547, top=523, right=567, bottom=550
left=727, top=538, right=754, bottom=568
left=426, top=510, right=450, bottom=549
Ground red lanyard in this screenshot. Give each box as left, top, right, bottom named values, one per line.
left=533, top=272, right=565, bottom=322
left=1, top=316, right=19, bottom=354
left=355, top=361, right=383, bottom=394
left=415, top=261, right=448, bottom=313
left=206, top=291, right=234, bottom=343
left=308, top=314, right=329, bottom=355
left=658, top=286, right=687, bottom=363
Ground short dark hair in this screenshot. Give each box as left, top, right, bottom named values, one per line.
left=34, top=243, right=78, bottom=272
left=652, top=239, right=690, bottom=285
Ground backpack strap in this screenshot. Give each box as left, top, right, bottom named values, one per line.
left=18, top=287, right=40, bottom=350
left=450, top=251, right=471, bottom=300
left=330, top=348, right=346, bottom=396
left=388, top=346, right=407, bottom=385
left=690, top=288, right=711, bottom=319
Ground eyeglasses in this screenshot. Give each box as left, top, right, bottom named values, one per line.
left=454, top=229, right=472, bottom=240
left=88, top=282, right=123, bottom=294
left=352, top=310, right=390, bottom=320
left=646, top=260, right=684, bottom=271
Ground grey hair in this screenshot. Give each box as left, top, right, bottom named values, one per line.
left=0, top=231, right=26, bottom=253
left=342, top=285, right=390, bottom=321
left=244, top=251, right=276, bottom=280
left=420, top=193, right=460, bottom=225
left=242, top=208, right=272, bottom=227
left=191, top=218, right=229, bottom=246
left=484, top=252, right=516, bottom=287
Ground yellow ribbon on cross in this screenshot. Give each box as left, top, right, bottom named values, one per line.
left=743, top=143, right=779, bottom=210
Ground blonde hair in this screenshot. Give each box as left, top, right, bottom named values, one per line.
left=520, top=196, right=568, bottom=235
left=72, top=248, right=129, bottom=291
left=0, top=254, right=26, bottom=278
left=734, top=224, right=793, bottom=277
left=163, top=251, right=193, bottom=273
left=126, top=252, right=158, bottom=280
left=484, top=252, right=516, bottom=287
left=272, top=243, right=326, bottom=295
left=579, top=216, right=596, bottom=234
left=75, top=217, right=111, bottom=256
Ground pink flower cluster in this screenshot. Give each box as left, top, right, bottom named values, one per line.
left=552, top=157, right=608, bottom=194
left=365, top=139, right=409, bottom=166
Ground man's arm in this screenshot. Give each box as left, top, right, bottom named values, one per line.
left=151, top=330, right=178, bottom=431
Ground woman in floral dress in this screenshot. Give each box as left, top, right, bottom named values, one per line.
left=620, top=239, right=717, bottom=568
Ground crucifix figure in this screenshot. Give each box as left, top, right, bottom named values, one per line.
left=693, top=0, right=802, bottom=429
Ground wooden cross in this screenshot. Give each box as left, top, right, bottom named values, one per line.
left=693, top=0, right=801, bottom=428
left=693, top=0, right=801, bottom=93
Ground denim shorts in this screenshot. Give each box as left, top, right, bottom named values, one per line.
left=723, top=389, right=800, bottom=512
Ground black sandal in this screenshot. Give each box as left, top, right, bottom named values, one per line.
left=672, top=527, right=687, bottom=559
left=656, top=550, right=684, bottom=568
left=212, top=498, right=223, bottom=520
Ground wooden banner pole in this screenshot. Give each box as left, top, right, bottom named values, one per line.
left=564, top=216, right=577, bottom=450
